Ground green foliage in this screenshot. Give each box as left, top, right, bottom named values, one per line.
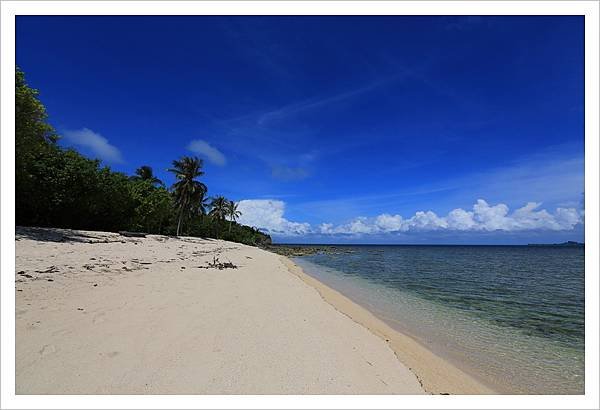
left=17, top=145, right=136, bottom=231
left=131, top=165, right=163, bottom=186
left=168, top=156, right=208, bottom=236
left=15, top=66, right=58, bottom=146
left=15, top=66, right=271, bottom=247
left=209, top=196, right=229, bottom=221
left=128, top=180, right=173, bottom=234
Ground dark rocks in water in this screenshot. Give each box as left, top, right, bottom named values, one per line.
left=266, top=245, right=354, bottom=257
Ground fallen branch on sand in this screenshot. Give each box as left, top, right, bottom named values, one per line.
left=198, top=256, right=237, bottom=270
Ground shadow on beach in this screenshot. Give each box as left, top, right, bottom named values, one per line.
left=16, top=226, right=125, bottom=244
left=15, top=226, right=217, bottom=245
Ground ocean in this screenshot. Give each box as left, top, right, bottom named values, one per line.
left=293, top=245, right=585, bottom=394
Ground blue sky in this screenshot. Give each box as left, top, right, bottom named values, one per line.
left=16, top=16, right=584, bottom=244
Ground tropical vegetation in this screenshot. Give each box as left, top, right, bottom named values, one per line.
left=15, top=66, right=271, bottom=246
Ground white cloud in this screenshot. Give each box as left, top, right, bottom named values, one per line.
left=236, top=198, right=583, bottom=238
left=187, top=139, right=226, bottom=166
left=406, top=211, right=449, bottom=231
left=446, top=208, right=477, bottom=230
left=239, top=199, right=584, bottom=236
left=63, top=128, right=124, bottom=164
left=237, top=200, right=310, bottom=236
left=324, top=199, right=583, bottom=236
left=375, top=214, right=404, bottom=231
left=472, top=199, right=512, bottom=230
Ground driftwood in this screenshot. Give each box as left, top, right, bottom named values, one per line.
left=118, top=231, right=147, bottom=238
left=198, top=256, right=238, bottom=270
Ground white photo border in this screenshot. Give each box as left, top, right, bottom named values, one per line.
left=1, top=1, right=598, bottom=409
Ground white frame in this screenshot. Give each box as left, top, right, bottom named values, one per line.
left=1, top=1, right=598, bottom=409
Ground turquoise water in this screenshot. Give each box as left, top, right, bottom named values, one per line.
left=293, top=245, right=584, bottom=394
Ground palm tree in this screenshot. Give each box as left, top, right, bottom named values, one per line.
left=226, top=200, right=242, bottom=233
left=209, top=196, right=229, bottom=238
left=168, top=156, right=207, bottom=236
left=192, top=195, right=211, bottom=218
left=131, top=165, right=163, bottom=186
left=209, top=196, right=229, bottom=220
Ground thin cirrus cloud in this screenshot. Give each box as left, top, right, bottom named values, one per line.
left=62, top=128, right=124, bottom=164
left=187, top=139, right=227, bottom=166
left=237, top=198, right=583, bottom=237
left=256, top=73, right=410, bottom=126
left=271, top=165, right=310, bottom=181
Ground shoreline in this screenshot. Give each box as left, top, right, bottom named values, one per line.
left=280, top=256, right=496, bottom=395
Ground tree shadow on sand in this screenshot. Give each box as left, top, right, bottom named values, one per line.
left=16, top=226, right=123, bottom=244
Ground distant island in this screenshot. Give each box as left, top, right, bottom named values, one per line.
left=527, top=241, right=584, bottom=247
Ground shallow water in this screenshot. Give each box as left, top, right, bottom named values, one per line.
left=293, top=245, right=584, bottom=394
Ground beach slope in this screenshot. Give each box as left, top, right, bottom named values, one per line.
left=15, top=227, right=424, bottom=394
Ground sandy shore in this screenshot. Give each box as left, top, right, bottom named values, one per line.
left=15, top=227, right=490, bottom=394
left=283, top=259, right=494, bottom=394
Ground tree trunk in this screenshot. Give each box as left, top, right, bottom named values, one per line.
left=176, top=199, right=188, bottom=237
left=176, top=211, right=182, bottom=236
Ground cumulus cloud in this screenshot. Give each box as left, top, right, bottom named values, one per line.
left=323, top=199, right=583, bottom=236
left=63, top=128, right=124, bottom=164
left=187, top=139, right=226, bottom=166
left=237, top=200, right=310, bottom=236
left=236, top=198, right=583, bottom=237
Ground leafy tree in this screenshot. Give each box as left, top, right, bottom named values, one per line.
left=131, top=165, right=163, bottom=186
left=15, top=66, right=58, bottom=147
left=129, top=180, right=173, bottom=233
left=16, top=66, right=60, bottom=224
left=168, top=156, right=207, bottom=236
left=15, top=66, right=272, bottom=247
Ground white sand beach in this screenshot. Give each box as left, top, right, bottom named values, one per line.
left=15, top=227, right=491, bottom=394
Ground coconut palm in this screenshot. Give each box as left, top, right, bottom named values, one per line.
left=192, top=195, right=211, bottom=217
left=209, top=196, right=229, bottom=221
left=226, top=201, right=242, bottom=233
left=168, top=156, right=207, bottom=236
left=131, top=165, right=163, bottom=186
left=209, top=196, right=229, bottom=238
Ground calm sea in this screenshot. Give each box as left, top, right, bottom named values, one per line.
left=293, top=245, right=584, bottom=394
